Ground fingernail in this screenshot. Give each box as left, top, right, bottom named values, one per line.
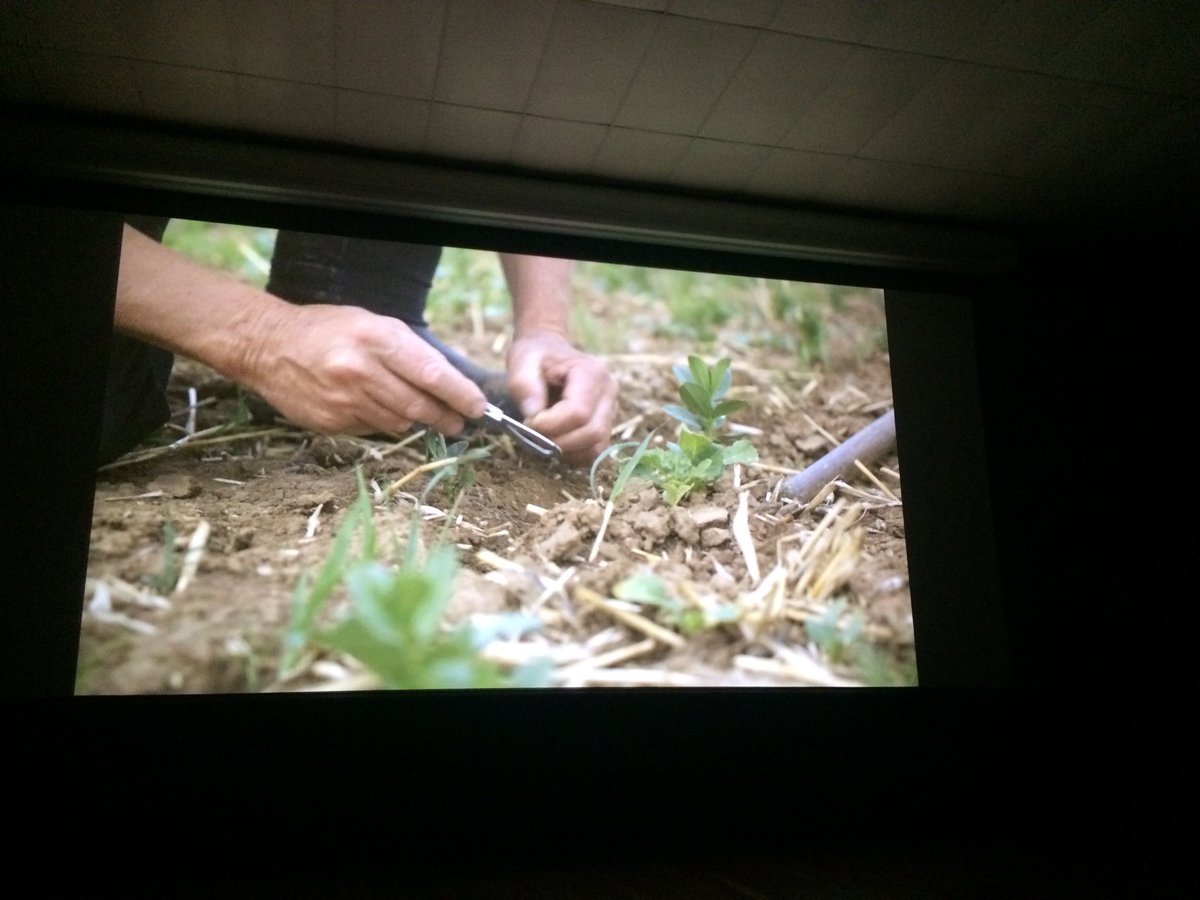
left=520, top=398, right=541, bottom=418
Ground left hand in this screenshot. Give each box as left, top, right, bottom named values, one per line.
left=506, top=330, right=618, bottom=465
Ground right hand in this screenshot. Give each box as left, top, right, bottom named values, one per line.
left=243, top=304, right=488, bottom=437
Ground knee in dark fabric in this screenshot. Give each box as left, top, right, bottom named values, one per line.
left=98, top=334, right=175, bottom=466
left=267, top=231, right=442, bottom=327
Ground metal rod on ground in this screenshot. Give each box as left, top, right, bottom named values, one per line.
left=780, top=409, right=896, bottom=504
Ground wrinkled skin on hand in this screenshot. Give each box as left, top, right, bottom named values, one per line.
left=246, top=304, right=488, bottom=439
left=505, top=329, right=619, bottom=466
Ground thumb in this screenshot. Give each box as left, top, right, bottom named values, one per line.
left=507, top=346, right=548, bottom=419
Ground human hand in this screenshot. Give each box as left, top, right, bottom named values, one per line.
left=506, top=330, right=618, bottom=465
left=244, top=303, right=488, bottom=437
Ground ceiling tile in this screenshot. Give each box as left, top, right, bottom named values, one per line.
left=111, top=0, right=233, bottom=69
left=27, top=48, right=143, bottom=118
left=510, top=117, right=608, bottom=173
left=1050, top=0, right=1200, bottom=98
left=1127, top=0, right=1200, bottom=98
left=950, top=0, right=1110, bottom=72
left=670, top=138, right=770, bottom=193
left=742, top=146, right=849, bottom=201
left=587, top=0, right=668, bottom=10
left=667, top=0, right=780, bottom=28
left=860, top=0, right=1002, bottom=58
left=224, top=0, right=335, bottom=84
left=424, top=103, right=522, bottom=163
left=0, top=3, right=123, bottom=55
left=1085, top=96, right=1200, bottom=183
left=854, top=61, right=1014, bottom=167
left=700, top=31, right=854, bottom=145
left=592, top=127, right=692, bottom=182
left=768, top=0, right=886, bottom=43
left=938, top=72, right=1080, bottom=175
left=781, top=46, right=941, bottom=156
left=615, top=14, right=757, bottom=134
left=335, top=93, right=430, bottom=152
left=942, top=171, right=1040, bottom=225
left=825, top=157, right=983, bottom=219
left=334, top=0, right=444, bottom=98
left=1004, top=82, right=1151, bottom=180
left=236, top=76, right=338, bottom=142
left=434, top=0, right=556, bottom=111
left=525, top=0, right=656, bottom=123
left=133, top=63, right=241, bottom=129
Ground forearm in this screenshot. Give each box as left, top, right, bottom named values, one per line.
left=115, top=224, right=286, bottom=384
left=499, top=253, right=574, bottom=338
left=115, top=225, right=487, bottom=436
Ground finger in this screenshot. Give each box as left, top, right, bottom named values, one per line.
left=364, top=381, right=466, bottom=438
left=525, top=362, right=615, bottom=437
left=506, top=346, right=550, bottom=419
left=539, top=394, right=618, bottom=465
left=349, top=391, right=418, bottom=436
left=380, top=327, right=488, bottom=420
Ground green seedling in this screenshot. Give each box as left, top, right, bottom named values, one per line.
left=664, top=355, right=747, bottom=438
left=632, top=429, right=757, bottom=506
left=587, top=427, right=660, bottom=561
left=588, top=427, right=659, bottom=505
left=804, top=598, right=864, bottom=665
left=423, top=431, right=487, bottom=504
left=280, top=468, right=548, bottom=688
left=622, top=356, right=758, bottom=505
left=143, top=522, right=181, bottom=594
left=314, top=549, right=548, bottom=689
left=592, top=357, right=758, bottom=508
left=804, top=598, right=917, bottom=687
left=613, top=570, right=739, bottom=636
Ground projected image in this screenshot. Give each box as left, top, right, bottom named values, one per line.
left=79, top=219, right=914, bottom=694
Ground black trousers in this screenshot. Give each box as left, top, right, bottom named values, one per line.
left=100, top=218, right=443, bottom=465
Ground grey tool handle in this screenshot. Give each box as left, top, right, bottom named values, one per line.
left=780, top=410, right=896, bottom=504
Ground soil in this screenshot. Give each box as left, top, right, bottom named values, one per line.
left=78, top=284, right=914, bottom=694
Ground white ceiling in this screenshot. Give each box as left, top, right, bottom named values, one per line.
left=2, top=0, right=1197, bottom=234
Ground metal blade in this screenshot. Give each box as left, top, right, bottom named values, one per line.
left=481, top=404, right=561, bottom=459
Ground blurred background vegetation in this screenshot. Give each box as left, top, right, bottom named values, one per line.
left=162, top=220, right=886, bottom=368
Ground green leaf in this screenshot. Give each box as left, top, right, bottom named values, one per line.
left=345, top=561, right=440, bottom=644
left=279, top=478, right=373, bottom=673
left=422, top=544, right=459, bottom=603
left=711, top=358, right=731, bottom=397
left=632, top=447, right=668, bottom=474
left=691, top=456, right=724, bottom=481
left=662, top=480, right=693, bottom=506
left=687, top=355, right=710, bottom=390
left=353, top=468, right=377, bottom=561
left=613, top=571, right=679, bottom=613
left=712, top=398, right=748, bottom=420
left=678, top=609, right=707, bottom=635
left=722, top=438, right=759, bottom=465
left=423, top=656, right=484, bottom=689
left=467, top=612, right=542, bottom=647
left=671, top=363, right=692, bottom=385
left=678, top=382, right=712, bottom=418
left=508, top=657, right=554, bottom=688
left=589, top=440, right=637, bottom=500
left=317, top=617, right=410, bottom=686
left=677, top=428, right=712, bottom=460
left=661, top=403, right=703, bottom=431
left=609, top=427, right=659, bottom=503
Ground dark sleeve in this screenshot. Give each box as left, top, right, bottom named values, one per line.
left=124, top=215, right=171, bottom=242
